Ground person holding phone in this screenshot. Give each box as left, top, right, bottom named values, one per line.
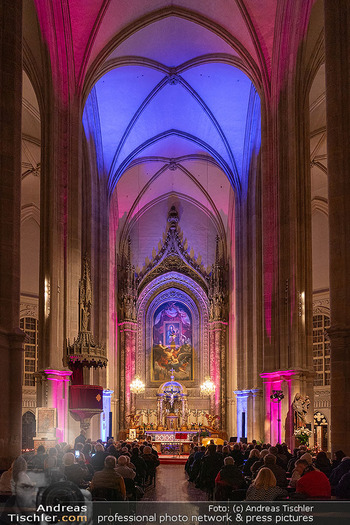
left=62, top=453, right=89, bottom=487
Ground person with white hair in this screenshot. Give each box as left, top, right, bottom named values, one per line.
left=90, top=456, right=126, bottom=500
left=214, top=456, right=245, bottom=500
left=115, top=456, right=136, bottom=480
left=62, top=452, right=88, bottom=487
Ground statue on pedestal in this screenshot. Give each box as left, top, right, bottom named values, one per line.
left=292, top=393, right=310, bottom=428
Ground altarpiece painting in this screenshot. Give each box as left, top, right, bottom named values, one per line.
left=152, top=302, right=193, bottom=381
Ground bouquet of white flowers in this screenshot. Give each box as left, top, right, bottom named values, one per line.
left=294, top=426, right=312, bottom=445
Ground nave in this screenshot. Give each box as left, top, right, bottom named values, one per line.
left=142, top=464, right=207, bottom=502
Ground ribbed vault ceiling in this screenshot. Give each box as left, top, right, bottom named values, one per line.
left=83, top=15, right=261, bottom=239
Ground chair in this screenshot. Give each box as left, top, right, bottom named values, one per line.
left=123, top=477, right=137, bottom=500
left=145, top=468, right=156, bottom=488
left=91, top=487, right=124, bottom=501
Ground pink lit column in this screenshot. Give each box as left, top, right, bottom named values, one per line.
left=208, top=326, right=216, bottom=414
left=119, top=321, right=137, bottom=427
left=260, top=370, right=299, bottom=447
left=209, top=321, right=227, bottom=427
left=41, top=369, right=72, bottom=443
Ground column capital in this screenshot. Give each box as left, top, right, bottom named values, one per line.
left=103, top=389, right=114, bottom=396
left=234, top=390, right=251, bottom=398
left=36, top=368, right=73, bottom=383
left=260, top=369, right=312, bottom=383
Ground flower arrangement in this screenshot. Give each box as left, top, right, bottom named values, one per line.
left=294, top=427, right=312, bottom=445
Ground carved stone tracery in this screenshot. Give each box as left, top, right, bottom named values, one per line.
left=66, top=256, right=107, bottom=368
left=117, top=206, right=228, bottom=430
left=137, top=206, right=209, bottom=293
left=208, top=236, right=228, bottom=322
left=118, top=238, right=137, bottom=322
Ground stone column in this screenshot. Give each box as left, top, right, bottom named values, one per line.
left=249, top=389, right=263, bottom=442
left=323, top=0, right=350, bottom=453
left=0, top=0, right=26, bottom=468
left=209, top=321, right=227, bottom=426
left=260, top=370, right=313, bottom=447
left=101, top=389, right=113, bottom=441
left=36, top=369, right=72, bottom=443
left=234, top=390, right=250, bottom=441
left=119, top=320, right=137, bottom=427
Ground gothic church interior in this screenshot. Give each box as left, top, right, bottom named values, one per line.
left=1, top=0, right=348, bottom=467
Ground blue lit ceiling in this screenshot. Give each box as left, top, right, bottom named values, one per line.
left=83, top=16, right=261, bottom=197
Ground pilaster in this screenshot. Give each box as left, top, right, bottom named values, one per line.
left=324, top=0, right=350, bottom=453
left=36, top=368, right=72, bottom=443
left=0, top=0, right=25, bottom=467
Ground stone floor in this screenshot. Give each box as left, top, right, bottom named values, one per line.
left=141, top=464, right=208, bottom=501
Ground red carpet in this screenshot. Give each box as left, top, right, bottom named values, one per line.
left=159, top=455, right=188, bottom=465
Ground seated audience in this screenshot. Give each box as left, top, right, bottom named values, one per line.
left=198, top=445, right=224, bottom=493
left=62, top=452, right=88, bottom=487
left=89, top=443, right=107, bottom=472
left=335, top=471, right=350, bottom=499
left=90, top=455, right=126, bottom=500
left=251, top=449, right=269, bottom=477
left=27, top=445, right=47, bottom=470
left=140, top=446, right=160, bottom=476
left=332, top=450, right=346, bottom=470
left=295, top=459, right=331, bottom=499
left=289, top=452, right=313, bottom=488
left=115, top=456, right=136, bottom=480
left=230, top=444, right=244, bottom=466
left=329, top=457, right=350, bottom=489
left=245, top=468, right=287, bottom=501
left=261, top=454, right=288, bottom=488
left=130, top=448, right=147, bottom=483
left=314, top=451, right=332, bottom=477
left=243, top=449, right=260, bottom=476
left=0, top=462, right=14, bottom=493
left=44, top=447, right=58, bottom=470
left=215, top=457, right=245, bottom=500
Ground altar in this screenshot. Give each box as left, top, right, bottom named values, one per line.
left=145, top=430, right=198, bottom=454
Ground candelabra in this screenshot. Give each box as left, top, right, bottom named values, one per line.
left=130, top=376, right=145, bottom=395
left=200, top=377, right=216, bottom=396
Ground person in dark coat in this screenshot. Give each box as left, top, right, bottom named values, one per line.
left=314, top=451, right=332, bottom=477
left=260, top=454, right=288, bottom=488
left=198, top=445, right=224, bottom=494
left=243, top=449, right=260, bottom=476
left=230, top=444, right=244, bottom=467
left=27, top=445, right=47, bottom=470
left=74, top=430, right=86, bottom=449
left=89, top=443, right=108, bottom=472
left=335, top=471, right=350, bottom=499
left=214, top=457, right=245, bottom=500
left=130, top=448, right=147, bottom=484
left=62, top=452, right=88, bottom=487
left=329, top=457, right=350, bottom=490
left=332, top=450, right=346, bottom=470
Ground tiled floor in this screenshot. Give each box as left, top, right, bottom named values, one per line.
left=142, top=464, right=208, bottom=501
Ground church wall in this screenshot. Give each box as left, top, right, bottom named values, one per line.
left=20, top=218, right=40, bottom=295
left=128, top=200, right=217, bottom=274
left=311, top=196, right=329, bottom=293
